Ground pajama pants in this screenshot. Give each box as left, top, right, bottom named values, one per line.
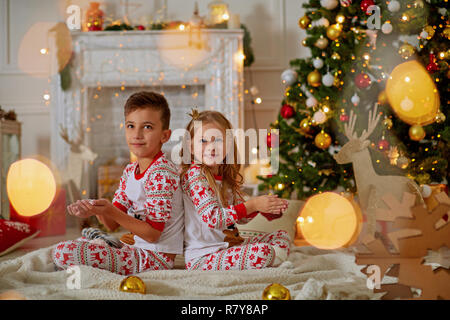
left=52, top=237, right=174, bottom=275
left=185, top=230, right=291, bottom=271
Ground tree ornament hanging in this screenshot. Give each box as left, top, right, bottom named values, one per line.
left=351, top=93, right=361, bottom=106
left=322, top=72, right=334, bottom=87
left=313, top=110, right=327, bottom=124
left=281, top=69, right=298, bottom=85
left=313, top=57, right=324, bottom=69
left=388, top=0, right=401, bottom=12
left=426, top=53, right=439, bottom=73
left=306, top=96, right=318, bottom=108
left=398, top=43, right=415, bottom=60
left=409, top=125, right=426, bottom=141
left=326, top=24, right=342, bottom=40
left=355, top=73, right=371, bottom=89
left=307, top=70, right=322, bottom=87
left=280, top=104, right=295, bottom=119
left=315, top=36, right=329, bottom=49
left=298, top=15, right=311, bottom=29
left=315, top=131, right=332, bottom=149
left=381, top=22, right=393, bottom=34
left=320, top=0, right=338, bottom=10
left=340, top=0, right=352, bottom=7
left=360, top=0, right=375, bottom=15
left=377, top=138, right=390, bottom=151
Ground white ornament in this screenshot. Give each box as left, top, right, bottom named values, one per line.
left=351, top=93, right=360, bottom=106
left=306, top=96, right=318, bottom=108
left=320, top=0, right=338, bottom=10
left=381, top=22, right=393, bottom=34
left=313, top=58, right=324, bottom=69
left=312, top=17, right=330, bottom=27
left=322, top=72, right=334, bottom=87
left=420, top=30, right=429, bottom=39
left=313, top=110, right=327, bottom=124
left=281, top=69, right=298, bottom=86
left=421, top=184, right=432, bottom=198
left=388, top=0, right=400, bottom=12
left=340, top=0, right=352, bottom=7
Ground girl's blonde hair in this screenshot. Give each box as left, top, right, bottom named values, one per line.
left=180, top=110, right=244, bottom=206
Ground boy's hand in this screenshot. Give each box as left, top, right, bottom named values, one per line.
left=67, top=200, right=95, bottom=218
left=246, top=195, right=288, bottom=215
left=67, top=199, right=113, bottom=218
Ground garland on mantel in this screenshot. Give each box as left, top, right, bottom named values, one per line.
left=59, top=23, right=254, bottom=91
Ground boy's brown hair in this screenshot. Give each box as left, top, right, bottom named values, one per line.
left=124, top=91, right=171, bottom=129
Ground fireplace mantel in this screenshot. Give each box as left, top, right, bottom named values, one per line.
left=50, top=29, right=244, bottom=197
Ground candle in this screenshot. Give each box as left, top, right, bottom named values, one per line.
left=228, top=13, right=240, bottom=29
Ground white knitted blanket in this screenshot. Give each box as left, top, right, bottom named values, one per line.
left=0, top=245, right=383, bottom=300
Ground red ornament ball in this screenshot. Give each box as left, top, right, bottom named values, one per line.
left=280, top=104, right=295, bottom=119
left=355, top=73, right=372, bottom=89
left=136, top=25, right=146, bottom=30
left=340, top=114, right=349, bottom=122
left=360, top=0, right=375, bottom=15
left=377, top=139, right=389, bottom=151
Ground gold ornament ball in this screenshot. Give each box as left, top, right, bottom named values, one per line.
left=298, top=15, right=311, bottom=29
left=377, top=90, right=388, bottom=105
left=382, top=118, right=393, bottom=130
left=302, top=38, right=308, bottom=47
left=424, top=25, right=435, bottom=40
left=443, top=26, right=450, bottom=40
left=315, top=36, right=329, bottom=49
left=326, top=24, right=342, bottom=41
left=119, top=276, right=146, bottom=294
left=315, top=131, right=332, bottom=149
left=409, top=125, right=426, bottom=141
left=331, top=52, right=341, bottom=60
left=299, top=118, right=311, bottom=133
left=397, top=156, right=410, bottom=169
left=307, top=70, right=322, bottom=87
left=398, top=43, right=415, bottom=60
left=262, top=283, right=291, bottom=300
left=435, top=112, right=446, bottom=123
left=416, top=173, right=431, bottom=185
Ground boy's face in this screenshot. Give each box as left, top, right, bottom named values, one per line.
left=125, top=108, right=171, bottom=159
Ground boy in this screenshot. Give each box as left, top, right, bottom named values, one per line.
left=52, top=91, right=184, bottom=275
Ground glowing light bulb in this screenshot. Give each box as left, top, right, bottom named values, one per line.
left=40, top=48, right=49, bottom=55
left=255, top=97, right=262, bottom=104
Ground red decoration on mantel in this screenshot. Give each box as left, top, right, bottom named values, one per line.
left=9, top=188, right=66, bottom=237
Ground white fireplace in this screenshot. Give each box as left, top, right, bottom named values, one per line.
left=50, top=29, right=244, bottom=197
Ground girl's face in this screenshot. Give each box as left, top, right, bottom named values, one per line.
left=192, top=121, right=227, bottom=167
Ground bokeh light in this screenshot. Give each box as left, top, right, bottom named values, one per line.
left=7, top=158, right=57, bottom=217
left=299, top=192, right=361, bottom=250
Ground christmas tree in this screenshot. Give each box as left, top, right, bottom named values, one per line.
left=259, top=0, right=449, bottom=200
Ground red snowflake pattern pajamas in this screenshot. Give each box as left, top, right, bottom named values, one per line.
left=183, top=165, right=291, bottom=271
left=52, top=152, right=183, bottom=275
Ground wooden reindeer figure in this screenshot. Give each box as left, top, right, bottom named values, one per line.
left=333, top=104, right=424, bottom=247
left=59, top=124, right=98, bottom=201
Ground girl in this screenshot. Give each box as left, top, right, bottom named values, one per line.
left=181, top=110, right=291, bottom=271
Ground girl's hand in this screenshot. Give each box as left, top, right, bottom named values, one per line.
left=245, top=195, right=288, bottom=215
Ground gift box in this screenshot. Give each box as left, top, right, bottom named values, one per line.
left=97, top=165, right=125, bottom=200
left=9, top=188, right=66, bottom=237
